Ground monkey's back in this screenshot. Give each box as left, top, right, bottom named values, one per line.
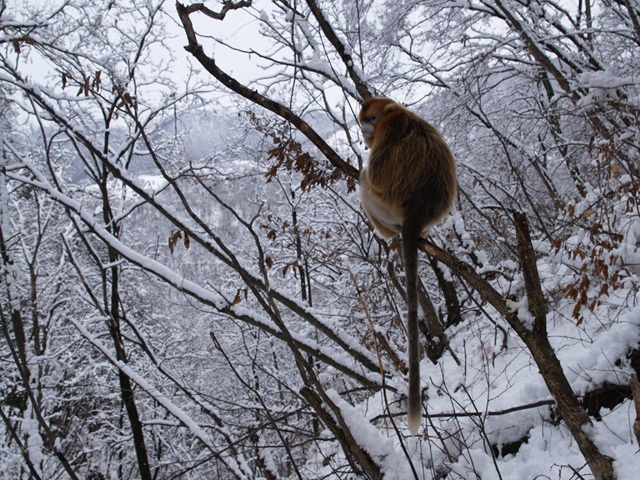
left=368, top=110, right=457, bottom=231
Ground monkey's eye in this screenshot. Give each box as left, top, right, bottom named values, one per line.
left=361, top=115, right=376, bottom=124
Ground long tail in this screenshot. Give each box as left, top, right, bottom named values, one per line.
left=402, top=221, right=422, bottom=435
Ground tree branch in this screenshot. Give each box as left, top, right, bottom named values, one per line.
left=422, top=213, right=616, bottom=480
left=175, top=2, right=359, bottom=182
left=304, top=0, right=372, bottom=101
left=180, top=1, right=252, bottom=20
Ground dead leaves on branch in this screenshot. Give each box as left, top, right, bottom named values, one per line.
left=10, top=35, right=38, bottom=54
left=246, top=111, right=354, bottom=192
left=59, top=70, right=137, bottom=111
left=169, top=229, right=190, bottom=254
left=60, top=71, right=102, bottom=97
left=554, top=180, right=639, bottom=324
left=232, top=288, right=248, bottom=306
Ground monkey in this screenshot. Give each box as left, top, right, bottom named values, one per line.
left=358, top=98, right=457, bottom=435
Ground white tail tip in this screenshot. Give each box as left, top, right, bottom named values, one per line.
left=408, top=410, right=421, bottom=435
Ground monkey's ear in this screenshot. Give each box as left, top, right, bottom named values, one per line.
left=383, top=102, right=399, bottom=113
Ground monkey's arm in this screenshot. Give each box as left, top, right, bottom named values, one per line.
left=366, top=114, right=411, bottom=192
left=360, top=171, right=403, bottom=238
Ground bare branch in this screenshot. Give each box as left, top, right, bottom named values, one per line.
left=305, top=0, right=372, bottom=101
left=180, top=1, right=252, bottom=20
left=175, top=2, right=359, bottom=182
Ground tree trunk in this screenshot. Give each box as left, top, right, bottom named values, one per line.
left=513, top=211, right=615, bottom=480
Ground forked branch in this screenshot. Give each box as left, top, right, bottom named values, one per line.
left=421, top=213, right=615, bottom=480
left=175, top=2, right=359, bottom=182
left=305, top=0, right=372, bottom=101
left=179, top=1, right=252, bottom=20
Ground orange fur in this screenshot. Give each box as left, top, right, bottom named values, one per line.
left=359, top=98, right=457, bottom=434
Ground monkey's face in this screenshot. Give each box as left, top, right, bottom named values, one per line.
left=360, top=115, right=376, bottom=148
left=359, top=98, right=395, bottom=148
left=359, top=100, right=379, bottom=148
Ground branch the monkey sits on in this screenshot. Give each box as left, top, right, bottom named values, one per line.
left=359, top=98, right=457, bottom=435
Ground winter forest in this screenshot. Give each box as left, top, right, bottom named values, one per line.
left=2, top=0, right=640, bottom=479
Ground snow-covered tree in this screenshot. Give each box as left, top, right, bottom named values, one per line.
left=2, top=0, right=640, bottom=479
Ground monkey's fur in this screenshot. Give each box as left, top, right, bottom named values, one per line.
left=359, top=98, right=457, bottom=434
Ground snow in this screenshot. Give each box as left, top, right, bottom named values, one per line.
left=4, top=0, right=640, bottom=478
left=70, top=318, right=252, bottom=479
left=326, top=389, right=417, bottom=479
left=577, top=71, right=633, bottom=90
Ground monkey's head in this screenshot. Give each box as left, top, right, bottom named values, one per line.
left=358, top=98, right=402, bottom=148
